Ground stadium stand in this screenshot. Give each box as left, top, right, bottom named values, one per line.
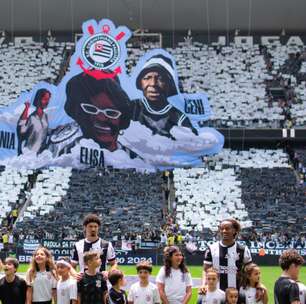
left=0, top=166, right=35, bottom=225
left=126, top=40, right=306, bottom=128
left=173, top=149, right=305, bottom=237
left=0, top=41, right=73, bottom=106
left=15, top=168, right=165, bottom=242
left=0, top=37, right=305, bottom=128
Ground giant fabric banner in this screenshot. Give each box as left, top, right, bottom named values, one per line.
left=0, top=19, right=223, bottom=170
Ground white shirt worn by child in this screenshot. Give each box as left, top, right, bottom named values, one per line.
left=239, top=286, right=263, bottom=304
left=57, top=277, right=78, bottom=304
left=198, top=289, right=225, bottom=304
left=128, top=281, right=161, bottom=304
left=27, top=271, right=57, bottom=302
left=156, top=266, right=192, bottom=304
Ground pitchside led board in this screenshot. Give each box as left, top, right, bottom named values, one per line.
left=0, top=19, right=224, bottom=171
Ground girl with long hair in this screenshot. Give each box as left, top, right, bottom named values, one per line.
left=240, top=263, right=268, bottom=304
left=156, top=246, right=192, bottom=304
left=26, top=247, right=57, bottom=304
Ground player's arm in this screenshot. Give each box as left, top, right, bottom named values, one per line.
left=243, top=246, right=252, bottom=265
left=182, top=285, right=192, bottom=304
left=107, top=242, right=118, bottom=272
left=70, top=244, right=79, bottom=269
left=157, top=282, right=169, bottom=304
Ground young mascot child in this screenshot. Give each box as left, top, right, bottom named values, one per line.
left=108, top=269, right=128, bottom=304
left=26, top=247, right=57, bottom=304
left=77, top=251, right=108, bottom=304
left=240, top=263, right=268, bottom=304
left=0, top=257, right=27, bottom=304
left=156, top=246, right=192, bottom=304
left=128, top=261, right=160, bottom=304
left=197, top=267, right=225, bottom=304
left=56, top=257, right=77, bottom=304
left=225, top=288, right=239, bottom=304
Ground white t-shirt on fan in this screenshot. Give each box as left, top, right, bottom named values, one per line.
left=128, top=281, right=161, bottom=304
left=26, top=270, right=57, bottom=302
left=198, top=288, right=225, bottom=303
left=57, top=277, right=78, bottom=304
left=239, top=286, right=263, bottom=304
left=156, top=266, right=192, bottom=304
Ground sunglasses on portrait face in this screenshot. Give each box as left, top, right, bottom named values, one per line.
left=80, top=103, right=122, bottom=119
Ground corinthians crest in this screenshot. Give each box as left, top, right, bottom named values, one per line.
left=75, top=19, right=131, bottom=80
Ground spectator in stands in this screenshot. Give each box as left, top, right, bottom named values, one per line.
left=71, top=213, right=117, bottom=275
left=64, top=73, right=132, bottom=152
left=156, top=246, right=192, bottom=304
left=201, top=219, right=252, bottom=292
left=132, top=54, right=197, bottom=139
left=17, top=88, right=51, bottom=155
left=274, top=249, right=305, bottom=304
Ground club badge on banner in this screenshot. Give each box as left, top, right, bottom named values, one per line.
left=0, top=19, right=224, bottom=171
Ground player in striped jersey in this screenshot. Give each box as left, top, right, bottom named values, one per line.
left=201, top=219, right=252, bottom=292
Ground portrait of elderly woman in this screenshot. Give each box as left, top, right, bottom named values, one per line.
left=131, top=54, right=197, bottom=138
left=64, top=73, right=132, bottom=152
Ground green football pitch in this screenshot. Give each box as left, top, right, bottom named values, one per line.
left=17, top=264, right=305, bottom=303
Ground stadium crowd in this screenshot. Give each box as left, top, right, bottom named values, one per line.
left=0, top=214, right=305, bottom=304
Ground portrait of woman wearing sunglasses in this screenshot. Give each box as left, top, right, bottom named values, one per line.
left=64, top=72, right=132, bottom=152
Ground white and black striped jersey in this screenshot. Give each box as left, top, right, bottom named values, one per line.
left=203, top=241, right=252, bottom=291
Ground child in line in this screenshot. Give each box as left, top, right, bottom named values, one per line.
left=239, top=263, right=268, bottom=304
left=0, top=257, right=27, bottom=304
left=108, top=269, right=128, bottom=304
left=128, top=261, right=160, bottom=304
left=225, top=288, right=239, bottom=304
left=197, top=267, right=225, bottom=304
left=26, top=246, right=57, bottom=304
left=274, top=249, right=304, bottom=304
left=56, top=257, right=77, bottom=304
left=77, top=251, right=108, bottom=304
left=156, top=246, right=192, bottom=304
